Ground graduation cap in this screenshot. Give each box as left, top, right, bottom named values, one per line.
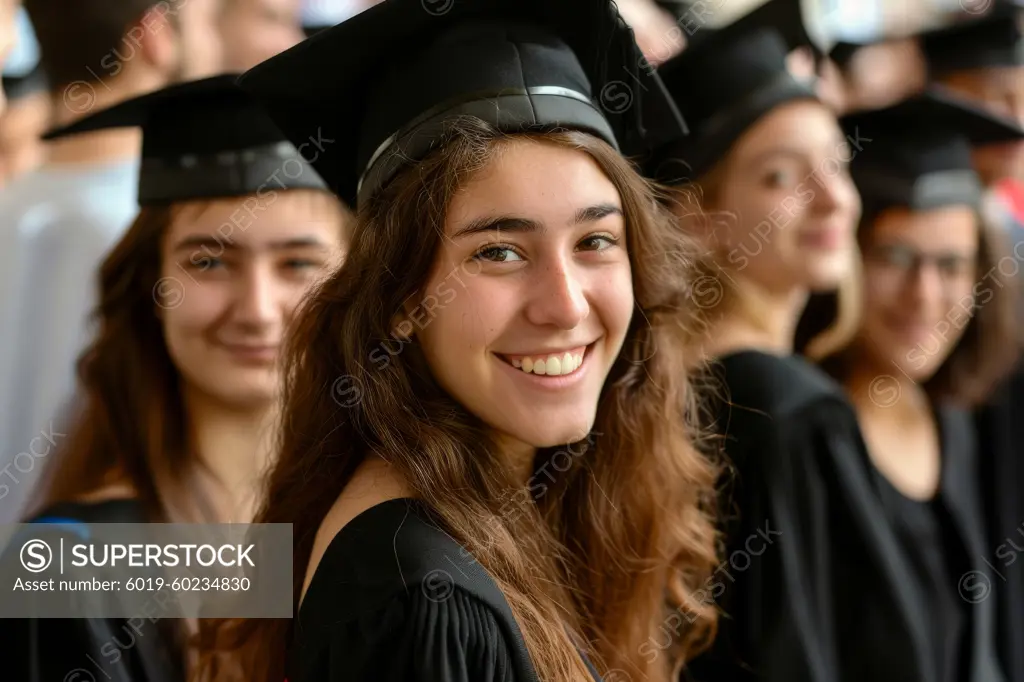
left=42, top=74, right=327, bottom=206
left=839, top=87, right=1024, bottom=211
left=921, top=1, right=1024, bottom=75
left=236, top=0, right=687, bottom=209
left=648, top=0, right=822, bottom=183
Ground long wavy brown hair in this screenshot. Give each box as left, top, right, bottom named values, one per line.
left=197, top=118, right=721, bottom=682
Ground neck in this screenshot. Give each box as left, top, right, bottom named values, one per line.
left=181, top=386, right=278, bottom=523
left=494, top=432, right=538, bottom=487
left=844, top=348, right=930, bottom=421
left=705, top=280, right=809, bottom=359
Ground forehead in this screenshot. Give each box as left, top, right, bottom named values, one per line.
left=728, top=100, right=843, bottom=161
left=164, top=191, right=342, bottom=246
left=870, top=205, right=978, bottom=249
left=444, top=138, right=622, bottom=229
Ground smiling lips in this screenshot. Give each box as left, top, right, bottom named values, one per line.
left=501, top=346, right=588, bottom=376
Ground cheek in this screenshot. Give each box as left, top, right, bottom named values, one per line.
left=163, top=285, right=231, bottom=342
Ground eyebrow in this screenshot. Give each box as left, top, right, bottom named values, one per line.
left=749, top=139, right=850, bottom=166
left=171, top=236, right=331, bottom=253
left=450, top=203, right=623, bottom=239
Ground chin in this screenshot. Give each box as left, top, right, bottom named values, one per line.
left=190, top=372, right=278, bottom=409
left=804, top=259, right=853, bottom=292
left=500, top=412, right=598, bottom=449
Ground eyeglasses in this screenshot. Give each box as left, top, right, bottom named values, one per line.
left=865, top=244, right=977, bottom=282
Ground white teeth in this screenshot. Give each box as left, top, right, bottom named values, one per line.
left=511, top=349, right=586, bottom=376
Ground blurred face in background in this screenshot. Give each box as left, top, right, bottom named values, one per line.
left=941, top=66, right=1024, bottom=183
left=844, top=39, right=927, bottom=112
left=159, top=190, right=346, bottom=410
left=707, top=100, right=862, bottom=296
left=175, top=0, right=224, bottom=79
left=856, top=205, right=979, bottom=382
left=218, top=0, right=304, bottom=71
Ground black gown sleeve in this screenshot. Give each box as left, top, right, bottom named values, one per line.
left=292, top=585, right=519, bottom=682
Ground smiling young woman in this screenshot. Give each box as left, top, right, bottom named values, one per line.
left=195, top=1, right=721, bottom=681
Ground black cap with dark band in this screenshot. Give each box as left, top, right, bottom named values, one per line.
left=922, top=1, right=1024, bottom=75
left=236, top=0, right=689, bottom=209
left=41, top=74, right=328, bottom=206
left=840, top=88, right=1024, bottom=211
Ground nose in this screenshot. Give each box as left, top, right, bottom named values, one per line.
left=232, top=261, right=283, bottom=329
left=905, top=261, right=946, bottom=313
left=811, top=169, right=855, bottom=216
left=524, top=256, right=590, bottom=330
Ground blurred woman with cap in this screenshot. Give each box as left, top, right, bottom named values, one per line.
left=0, top=73, right=349, bottom=682
left=197, top=0, right=723, bottom=680
left=805, top=89, right=1022, bottom=682
left=647, top=1, right=888, bottom=680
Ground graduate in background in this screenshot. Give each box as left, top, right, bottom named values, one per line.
left=0, top=0, right=222, bottom=524
left=199, top=0, right=721, bottom=680
left=1, top=74, right=348, bottom=682
left=919, top=8, right=1024, bottom=680
left=810, top=89, right=1021, bottom=682
left=647, top=2, right=895, bottom=681
left=921, top=0, right=1024, bottom=242
left=0, top=5, right=50, bottom=185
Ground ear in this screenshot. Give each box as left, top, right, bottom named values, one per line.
left=135, top=6, right=180, bottom=75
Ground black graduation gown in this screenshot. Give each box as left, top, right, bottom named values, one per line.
left=975, top=361, right=1024, bottom=682
left=290, top=497, right=601, bottom=682
left=0, top=499, right=185, bottom=682
left=684, top=350, right=1003, bottom=682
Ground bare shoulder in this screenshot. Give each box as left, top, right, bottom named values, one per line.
left=298, top=455, right=415, bottom=607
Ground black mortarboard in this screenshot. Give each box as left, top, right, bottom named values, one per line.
left=648, top=0, right=821, bottom=182
left=41, top=74, right=327, bottom=206
left=921, top=1, right=1024, bottom=75
left=840, top=88, right=1024, bottom=211
left=237, top=0, right=687, bottom=209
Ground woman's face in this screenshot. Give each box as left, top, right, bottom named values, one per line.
left=713, top=100, right=861, bottom=295
left=857, top=205, right=979, bottom=382
left=415, top=139, right=634, bottom=452
left=159, top=190, right=346, bottom=408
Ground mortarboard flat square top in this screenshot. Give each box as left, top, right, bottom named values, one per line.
left=648, top=0, right=822, bottom=183
left=840, top=88, right=1024, bottom=211
left=236, top=0, right=688, bottom=209
left=42, top=74, right=327, bottom=206
left=921, top=1, right=1024, bottom=75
